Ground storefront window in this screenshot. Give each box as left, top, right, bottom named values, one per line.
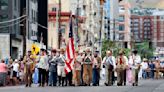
left=0, top=0, right=8, bottom=11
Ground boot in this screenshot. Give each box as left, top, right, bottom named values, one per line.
left=62, top=77, right=65, bottom=86
left=58, top=76, right=61, bottom=86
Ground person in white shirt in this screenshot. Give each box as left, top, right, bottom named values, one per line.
left=141, top=58, right=148, bottom=79
left=12, top=59, right=20, bottom=85
left=103, top=50, right=116, bottom=86
left=37, top=49, right=48, bottom=87
left=128, top=50, right=141, bottom=86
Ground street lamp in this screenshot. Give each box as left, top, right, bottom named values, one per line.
left=99, top=0, right=105, bottom=56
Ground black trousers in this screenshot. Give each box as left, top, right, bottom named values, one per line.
left=123, top=69, right=126, bottom=85
left=45, top=71, right=49, bottom=84
left=66, top=71, right=73, bottom=86
left=38, top=68, right=46, bottom=85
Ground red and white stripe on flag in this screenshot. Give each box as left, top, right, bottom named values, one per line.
left=65, top=37, right=75, bottom=74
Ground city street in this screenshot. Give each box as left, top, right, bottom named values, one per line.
left=0, top=79, right=164, bottom=92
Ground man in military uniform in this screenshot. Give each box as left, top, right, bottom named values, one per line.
left=83, top=48, right=93, bottom=86
left=92, top=51, right=101, bottom=86
left=116, top=50, right=127, bottom=86
left=74, top=50, right=84, bottom=86
left=24, top=51, right=35, bottom=87
left=103, top=50, right=116, bottom=86
left=57, top=48, right=66, bottom=86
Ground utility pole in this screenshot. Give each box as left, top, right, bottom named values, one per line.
left=58, top=0, right=62, bottom=49
left=99, top=0, right=105, bottom=56
left=23, top=8, right=26, bottom=57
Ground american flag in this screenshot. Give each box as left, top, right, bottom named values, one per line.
left=65, top=15, right=75, bottom=74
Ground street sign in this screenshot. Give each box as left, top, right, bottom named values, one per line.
left=31, top=44, right=40, bottom=55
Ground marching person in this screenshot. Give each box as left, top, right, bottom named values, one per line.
left=83, top=47, right=93, bottom=86
left=116, top=50, right=127, bottom=86
left=129, top=50, right=141, bottom=86
left=57, top=48, right=66, bottom=86
left=48, top=49, right=58, bottom=86
left=123, top=52, right=128, bottom=86
left=37, top=49, right=49, bottom=87
left=92, top=51, right=101, bottom=86
left=74, top=50, right=84, bottom=86
left=103, top=50, right=116, bottom=86
left=23, top=52, right=35, bottom=87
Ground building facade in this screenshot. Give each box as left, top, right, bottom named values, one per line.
left=118, top=0, right=131, bottom=48
left=0, top=0, right=22, bottom=59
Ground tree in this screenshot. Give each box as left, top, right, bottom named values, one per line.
left=134, top=41, right=154, bottom=59
left=101, top=40, right=131, bottom=58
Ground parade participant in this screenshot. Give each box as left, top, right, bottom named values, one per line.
left=49, top=49, right=58, bottom=86
left=129, top=50, right=141, bottom=86
left=24, top=54, right=35, bottom=87
left=123, top=52, right=128, bottom=86
left=103, top=50, right=116, bottom=86
left=92, top=51, right=101, bottom=86
left=116, top=50, right=127, bottom=86
left=74, top=50, right=83, bottom=86
left=57, top=48, right=66, bottom=86
left=155, top=59, right=161, bottom=79
left=83, top=47, right=93, bottom=86
left=0, top=60, right=7, bottom=86
left=12, top=59, right=20, bottom=85
left=45, top=50, right=49, bottom=86
left=37, top=49, right=49, bottom=87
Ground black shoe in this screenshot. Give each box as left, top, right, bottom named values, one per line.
left=135, top=83, right=138, bottom=86
left=124, top=83, right=126, bottom=86
left=132, top=83, right=135, bottom=86
left=38, top=84, right=41, bottom=87
left=104, top=83, right=108, bottom=86
left=25, top=84, right=28, bottom=87
left=92, top=84, right=97, bottom=86
left=117, top=83, right=122, bottom=86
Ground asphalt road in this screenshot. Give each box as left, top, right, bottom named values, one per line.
left=0, top=79, right=164, bottom=92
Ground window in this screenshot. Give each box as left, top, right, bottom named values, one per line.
left=119, top=25, right=125, bottom=31
left=119, top=34, right=124, bottom=40
left=0, top=15, right=8, bottom=22
left=14, top=0, right=17, bottom=10
left=0, top=0, right=8, bottom=10
left=119, top=16, right=125, bottom=22
left=52, top=7, right=57, bottom=11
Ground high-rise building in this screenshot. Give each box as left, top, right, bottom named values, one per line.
left=110, top=0, right=119, bottom=41
left=131, top=8, right=164, bottom=49
left=0, top=0, right=22, bottom=59
left=118, top=0, right=131, bottom=48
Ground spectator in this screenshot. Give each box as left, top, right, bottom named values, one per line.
left=0, top=59, right=7, bottom=86
left=155, top=59, right=161, bottom=79
left=141, top=58, right=148, bottom=79
left=12, top=59, right=20, bottom=85
left=149, top=61, right=155, bottom=79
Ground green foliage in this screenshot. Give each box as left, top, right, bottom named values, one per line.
left=134, top=41, right=155, bottom=59
left=101, top=40, right=131, bottom=58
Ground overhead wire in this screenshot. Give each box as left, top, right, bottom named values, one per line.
left=0, top=15, right=26, bottom=24
left=0, top=18, right=26, bottom=29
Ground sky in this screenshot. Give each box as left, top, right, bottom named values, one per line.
left=104, top=0, right=110, bottom=17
